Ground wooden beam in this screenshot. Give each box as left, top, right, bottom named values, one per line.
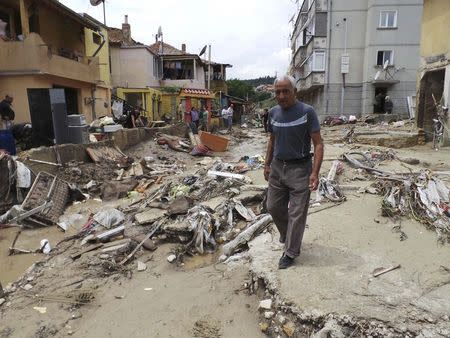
left=19, top=0, right=30, bottom=38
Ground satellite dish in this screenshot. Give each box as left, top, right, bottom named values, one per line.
left=383, top=59, right=389, bottom=70
left=90, top=0, right=103, bottom=6
left=199, top=45, right=207, bottom=57
left=374, top=70, right=381, bottom=81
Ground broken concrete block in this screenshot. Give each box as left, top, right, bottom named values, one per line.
left=264, top=311, right=275, bottom=319
left=134, top=208, right=166, bottom=225
left=167, top=254, right=176, bottom=263
left=167, top=196, right=192, bottom=216
left=137, top=261, right=147, bottom=272
left=0, top=298, right=5, bottom=306
left=259, top=298, right=272, bottom=310
left=23, top=284, right=33, bottom=291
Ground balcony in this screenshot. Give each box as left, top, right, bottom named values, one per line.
left=0, top=33, right=100, bottom=84
left=297, top=72, right=325, bottom=92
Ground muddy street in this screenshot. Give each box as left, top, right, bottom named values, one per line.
left=1, top=122, right=450, bottom=338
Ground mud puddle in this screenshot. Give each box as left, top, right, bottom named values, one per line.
left=0, top=226, right=65, bottom=285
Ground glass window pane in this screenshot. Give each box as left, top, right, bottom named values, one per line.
left=380, top=12, right=387, bottom=27
left=387, top=12, right=395, bottom=27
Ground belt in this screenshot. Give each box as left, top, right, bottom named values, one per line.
left=275, top=155, right=311, bottom=164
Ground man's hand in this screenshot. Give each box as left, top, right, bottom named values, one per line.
left=264, top=164, right=271, bottom=181
left=309, top=173, right=319, bottom=191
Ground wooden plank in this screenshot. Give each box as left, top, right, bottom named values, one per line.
left=199, top=131, right=229, bottom=152
left=71, top=243, right=103, bottom=260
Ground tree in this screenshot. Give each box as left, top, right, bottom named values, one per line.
left=226, top=79, right=254, bottom=100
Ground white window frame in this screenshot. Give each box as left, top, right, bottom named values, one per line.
left=305, top=51, right=326, bottom=76
left=379, top=10, right=397, bottom=28
left=376, top=50, right=394, bottom=66
left=312, top=51, right=326, bottom=71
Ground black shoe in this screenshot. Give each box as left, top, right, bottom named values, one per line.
left=278, top=254, right=295, bottom=269
left=279, top=236, right=286, bottom=244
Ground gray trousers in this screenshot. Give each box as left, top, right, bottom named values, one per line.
left=267, top=159, right=311, bottom=258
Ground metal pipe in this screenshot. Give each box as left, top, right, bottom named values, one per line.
left=208, top=44, right=211, bottom=90
left=340, top=18, right=348, bottom=116
left=325, top=0, right=333, bottom=115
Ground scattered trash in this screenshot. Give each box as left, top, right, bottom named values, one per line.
left=372, top=264, right=401, bottom=277
left=92, top=209, right=125, bottom=229
left=259, top=298, right=272, bottom=310
left=167, top=254, right=177, bottom=263
left=33, top=306, right=47, bottom=314
left=137, top=261, right=147, bottom=272
left=40, top=239, right=51, bottom=254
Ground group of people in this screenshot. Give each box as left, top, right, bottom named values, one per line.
left=221, top=103, right=234, bottom=132
left=374, top=92, right=394, bottom=114
left=186, top=106, right=210, bottom=132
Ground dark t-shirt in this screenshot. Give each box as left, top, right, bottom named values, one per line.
left=0, top=100, right=15, bottom=121
left=267, top=101, right=320, bottom=160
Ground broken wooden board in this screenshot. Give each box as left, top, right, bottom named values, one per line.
left=71, top=243, right=103, bottom=260
left=199, top=131, right=229, bottom=152
left=86, top=145, right=128, bottom=163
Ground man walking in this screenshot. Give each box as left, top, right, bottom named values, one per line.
left=264, top=75, right=323, bottom=269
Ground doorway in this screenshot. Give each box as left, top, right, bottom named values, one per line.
left=373, top=87, right=387, bottom=114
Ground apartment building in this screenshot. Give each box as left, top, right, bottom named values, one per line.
left=289, top=0, right=423, bottom=119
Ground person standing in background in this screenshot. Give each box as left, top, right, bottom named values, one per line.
left=226, top=103, right=234, bottom=132
left=0, top=95, right=16, bottom=155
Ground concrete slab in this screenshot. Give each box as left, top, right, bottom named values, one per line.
left=248, top=194, right=450, bottom=336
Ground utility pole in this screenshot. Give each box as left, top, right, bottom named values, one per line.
left=207, top=44, right=211, bottom=90
left=340, top=18, right=348, bottom=116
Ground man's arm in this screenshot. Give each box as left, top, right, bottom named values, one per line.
left=264, top=133, right=274, bottom=181
left=309, top=131, right=324, bottom=191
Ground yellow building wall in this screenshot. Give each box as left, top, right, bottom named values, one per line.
left=0, top=75, right=107, bottom=123
left=116, top=88, right=162, bottom=121
left=84, top=26, right=111, bottom=87
left=420, top=0, right=450, bottom=58
left=37, top=2, right=85, bottom=57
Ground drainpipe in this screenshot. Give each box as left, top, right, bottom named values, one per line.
left=91, top=85, right=96, bottom=120
left=325, top=0, right=332, bottom=115
left=340, top=17, right=348, bottom=116
left=91, top=30, right=106, bottom=60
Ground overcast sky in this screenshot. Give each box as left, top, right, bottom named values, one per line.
left=60, top=0, right=297, bottom=79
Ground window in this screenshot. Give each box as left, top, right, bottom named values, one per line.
left=295, top=30, right=304, bottom=51
left=313, top=51, right=325, bottom=71
left=376, top=50, right=393, bottom=66
left=305, top=51, right=326, bottom=75
left=92, top=32, right=101, bottom=45
left=379, top=10, right=397, bottom=28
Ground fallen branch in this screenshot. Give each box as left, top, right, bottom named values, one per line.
left=372, top=264, right=401, bottom=277
left=119, top=223, right=161, bottom=265
left=222, top=214, right=272, bottom=257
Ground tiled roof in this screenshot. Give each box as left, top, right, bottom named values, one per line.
left=183, top=88, right=213, bottom=95
left=107, top=27, right=141, bottom=46
left=180, top=88, right=215, bottom=98
left=148, top=41, right=184, bottom=55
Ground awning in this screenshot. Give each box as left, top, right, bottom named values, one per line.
left=180, top=88, right=215, bottom=99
